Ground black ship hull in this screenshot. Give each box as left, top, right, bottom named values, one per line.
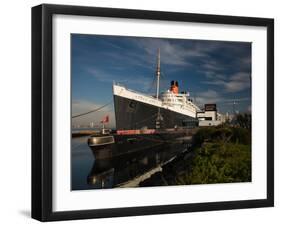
left=114, top=95, right=198, bottom=130
left=88, top=131, right=192, bottom=160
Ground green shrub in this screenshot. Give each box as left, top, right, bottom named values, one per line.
left=230, top=127, right=251, bottom=145
left=177, top=126, right=251, bottom=184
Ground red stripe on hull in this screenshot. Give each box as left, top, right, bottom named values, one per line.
left=116, top=129, right=156, bottom=135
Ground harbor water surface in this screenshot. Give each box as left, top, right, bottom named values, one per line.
left=71, top=135, right=189, bottom=190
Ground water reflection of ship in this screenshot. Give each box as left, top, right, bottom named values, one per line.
left=87, top=140, right=190, bottom=189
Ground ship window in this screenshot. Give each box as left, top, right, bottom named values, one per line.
left=129, top=101, right=136, bottom=108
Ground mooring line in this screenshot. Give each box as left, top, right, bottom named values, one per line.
left=72, top=100, right=113, bottom=118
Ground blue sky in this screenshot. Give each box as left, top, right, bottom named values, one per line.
left=71, top=34, right=251, bottom=127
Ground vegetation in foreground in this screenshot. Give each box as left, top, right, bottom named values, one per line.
left=140, top=122, right=252, bottom=187
left=176, top=126, right=251, bottom=185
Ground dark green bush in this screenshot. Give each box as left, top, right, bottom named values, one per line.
left=230, top=127, right=251, bottom=145
left=177, top=125, right=251, bottom=184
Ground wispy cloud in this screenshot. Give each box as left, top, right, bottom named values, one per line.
left=87, top=67, right=153, bottom=92
left=196, top=89, right=251, bottom=113
left=102, top=51, right=153, bottom=70
left=196, top=89, right=222, bottom=105
left=139, top=40, right=189, bottom=66
left=201, top=59, right=224, bottom=72
left=225, top=72, right=251, bottom=92
left=133, top=38, right=208, bottom=67
left=203, top=72, right=251, bottom=93
left=204, top=71, right=226, bottom=80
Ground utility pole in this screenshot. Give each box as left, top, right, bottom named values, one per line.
left=232, top=100, right=239, bottom=115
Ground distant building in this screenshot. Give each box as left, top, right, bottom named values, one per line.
left=197, top=104, right=226, bottom=127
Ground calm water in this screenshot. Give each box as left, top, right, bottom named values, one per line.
left=71, top=135, right=189, bottom=190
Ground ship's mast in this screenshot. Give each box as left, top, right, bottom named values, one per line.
left=156, top=48, right=161, bottom=100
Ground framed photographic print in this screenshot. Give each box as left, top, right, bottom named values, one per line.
left=32, top=4, right=274, bottom=221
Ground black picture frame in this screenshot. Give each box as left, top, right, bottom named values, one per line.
left=32, top=4, right=274, bottom=222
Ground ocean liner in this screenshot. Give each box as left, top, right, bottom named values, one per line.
left=88, top=49, right=200, bottom=159
left=113, top=49, right=201, bottom=131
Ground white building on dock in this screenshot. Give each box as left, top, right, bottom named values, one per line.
left=197, top=104, right=226, bottom=127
